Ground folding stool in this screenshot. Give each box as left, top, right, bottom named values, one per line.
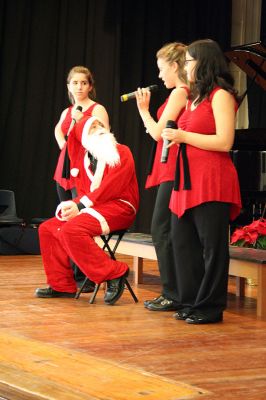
left=75, top=229, right=138, bottom=304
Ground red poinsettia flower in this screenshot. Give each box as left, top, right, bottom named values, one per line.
left=231, top=219, right=266, bottom=248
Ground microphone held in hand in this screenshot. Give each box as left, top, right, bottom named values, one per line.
left=66, top=105, right=83, bottom=136
left=120, top=85, right=158, bottom=102
left=160, top=120, right=177, bottom=163
left=62, top=105, right=83, bottom=179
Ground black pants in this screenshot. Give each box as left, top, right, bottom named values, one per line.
left=151, top=181, right=179, bottom=302
left=171, top=201, right=230, bottom=317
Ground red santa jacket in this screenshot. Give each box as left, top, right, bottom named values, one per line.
left=68, top=117, right=139, bottom=214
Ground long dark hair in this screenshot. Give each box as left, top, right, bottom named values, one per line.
left=187, top=39, right=238, bottom=105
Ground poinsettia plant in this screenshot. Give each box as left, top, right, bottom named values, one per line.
left=230, top=218, right=266, bottom=249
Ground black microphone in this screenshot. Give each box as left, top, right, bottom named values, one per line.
left=62, top=105, right=83, bottom=179
left=120, top=85, right=158, bottom=102
left=161, top=120, right=177, bottom=163
left=66, top=105, right=83, bottom=136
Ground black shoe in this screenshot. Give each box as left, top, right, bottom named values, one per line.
left=35, top=287, right=76, bottom=298
left=104, top=269, right=129, bottom=305
left=173, top=310, right=191, bottom=320
left=144, top=294, right=165, bottom=308
left=185, top=313, right=223, bottom=324
left=146, top=298, right=179, bottom=311
left=77, top=279, right=96, bottom=293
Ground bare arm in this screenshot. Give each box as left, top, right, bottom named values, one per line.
left=162, top=89, right=236, bottom=152
left=136, top=87, right=188, bottom=141
left=54, top=108, right=69, bottom=150
left=70, top=103, right=109, bottom=129
left=92, top=104, right=110, bottom=129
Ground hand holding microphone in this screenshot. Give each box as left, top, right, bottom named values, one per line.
left=120, top=85, right=158, bottom=102
left=67, top=105, right=83, bottom=136
left=62, top=105, right=83, bottom=180
left=161, top=120, right=177, bottom=163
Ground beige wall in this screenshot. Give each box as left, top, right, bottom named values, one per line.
left=231, top=0, right=262, bottom=128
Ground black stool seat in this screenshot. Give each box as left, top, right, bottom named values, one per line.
left=75, top=229, right=138, bottom=304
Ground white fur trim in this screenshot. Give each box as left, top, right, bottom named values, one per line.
left=70, top=168, right=79, bottom=177
left=55, top=200, right=73, bottom=221
left=80, top=207, right=110, bottom=234
left=119, top=199, right=137, bottom=214
left=80, top=195, right=93, bottom=208
left=55, top=203, right=64, bottom=221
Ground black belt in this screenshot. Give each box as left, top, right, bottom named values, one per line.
left=174, top=144, right=191, bottom=191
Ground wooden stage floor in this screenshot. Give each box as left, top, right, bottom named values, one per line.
left=0, top=254, right=266, bottom=400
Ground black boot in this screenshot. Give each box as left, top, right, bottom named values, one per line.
left=104, top=269, right=129, bottom=305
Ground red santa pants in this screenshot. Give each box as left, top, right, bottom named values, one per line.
left=39, top=202, right=135, bottom=292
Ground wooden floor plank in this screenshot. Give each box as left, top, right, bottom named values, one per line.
left=0, top=332, right=205, bottom=400
left=0, top=255, right=266, bottom=399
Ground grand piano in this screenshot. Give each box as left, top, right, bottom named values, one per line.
left=225, top=42, right=266, bottom=226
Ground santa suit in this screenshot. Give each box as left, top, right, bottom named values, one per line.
left=39, top=117, right=139, bottom=292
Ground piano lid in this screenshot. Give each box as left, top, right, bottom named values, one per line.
left=225, top=41, right=266, bottom=91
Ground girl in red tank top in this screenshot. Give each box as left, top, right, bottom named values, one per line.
left=162, top=39, right=242, bottom=324
left=53, top=66, right=109, bottom=202
left=133, top=42, right=189, bottom=310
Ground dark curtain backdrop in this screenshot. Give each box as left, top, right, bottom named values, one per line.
left=0, top=0, right=232, bottom=233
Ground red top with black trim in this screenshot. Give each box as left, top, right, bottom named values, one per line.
left=169, top=87, right=242, bottom=221
left=145, top=87, right=189, bottom=188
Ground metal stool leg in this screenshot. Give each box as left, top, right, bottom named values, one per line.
left=89, top=284, right=101, bottom=304
left=75, top=277, right=89, bottom=299
left=125, top=278, right=138, bottom=303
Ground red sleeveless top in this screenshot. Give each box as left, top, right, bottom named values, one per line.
left=53, top=103, right=98, bottom=189
left=169, top=87, right=242, bottom=221
left=145, top=88, right=189, bottom=188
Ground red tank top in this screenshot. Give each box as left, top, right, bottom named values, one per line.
left=145, top=87, right=189, bottom=188
left=169, top=87, right=242, bottom=221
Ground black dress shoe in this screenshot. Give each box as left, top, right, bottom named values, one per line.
left=144, top=294, right=165, bottom=308
left=35, top=287, right=76, bottom=298
left=146, top=298, right=179, bottom=311
left=185, top=313, right=223, bottom=324
left=104, top=269, right=129, bottom=305
left=173, top=310, right=191, bottom=320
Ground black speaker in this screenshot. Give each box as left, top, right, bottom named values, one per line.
left=0, top=226, right=40, bottom=255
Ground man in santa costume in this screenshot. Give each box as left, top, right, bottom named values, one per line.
left=36, top=116, right=139, bottom=305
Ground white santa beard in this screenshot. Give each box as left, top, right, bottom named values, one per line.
left=85, top=130, right=120, bottom=167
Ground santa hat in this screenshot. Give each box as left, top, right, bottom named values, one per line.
left=76, top=116, right=105, bottom=150
left=70, top=116, right=104, bottom=178
left=70, top=116, right=114, bottom=193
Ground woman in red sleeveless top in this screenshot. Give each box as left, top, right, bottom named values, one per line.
left=134, top=43, right=189, bottom=311
left=162, top=39, right=242, bottom=324
left=53, top=66, right=109, bottom=202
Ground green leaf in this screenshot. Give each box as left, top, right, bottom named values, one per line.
left=255, top=236, right=266, bottom=249
left=231, top=239, right=247, bottom=247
